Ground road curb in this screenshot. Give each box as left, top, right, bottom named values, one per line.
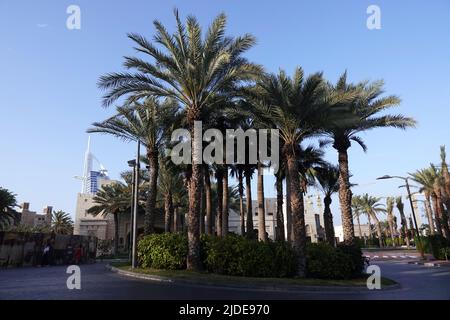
left=407, top=261, right=448, bottom=267
left=106, top=264, right=401, bottom=293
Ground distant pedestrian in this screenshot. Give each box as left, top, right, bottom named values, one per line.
left=74, top=245, right=83, bottom=265
left=41, top=243, right=51, bottom=266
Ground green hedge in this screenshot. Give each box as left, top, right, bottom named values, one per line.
left=306, top=243, right=365, bottom=279
left=416, top=235, right=450, bottom=259
left=137, top=233, right=365, bottom=279
left=137, top=232, right=188, bottom=269
left=201, top=234, right=297, bottom=278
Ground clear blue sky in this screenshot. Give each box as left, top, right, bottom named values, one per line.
left=1, top=0, right=449, bottom=226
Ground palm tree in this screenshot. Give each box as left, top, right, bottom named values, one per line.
left=359, top=194, right=386, bottom=248
left=411, top=167, right=450, bottom=238
left=409, top=168, right=437, bottom=236
left=440, top=146, right=450, bottom=199
left=314, top=164, right=340, bottom=246
left=0, top=187, right=19, bottom=231
left=386, top=197, right=396, bottom=246
left=246, top=68, right=333, bottom=276
left=88, top=99, right=176, bottom=235
left=98, top=10, right=261, bottom=270
left=88, top=182, right=131, bottom=254
left=351, top=196, right=365, bottom=240
left=51, top=210, right=74, bottom=235
left=321, top=72, right=416, bottom=245
left=158, top=157, right=185, bottom=232
left=395, top=196, right=410, bottom=248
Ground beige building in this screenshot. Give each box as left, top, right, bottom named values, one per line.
left=18, top=203, right=52, bottom=228
left=334, top=224, right=372, bottom=243
left=73, top=176, right=116, bottom=240
left=229, top=194, right=326, bottom=242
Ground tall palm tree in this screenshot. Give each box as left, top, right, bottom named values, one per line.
left=395, top=196, right=410, bottom=248
left=51, top=210, right=74, bottom=235
left=0, top=187, right=19, bottom=231
left=98, top=10, right=261, bottom=270
left=314, top=164, right=340, bottom=246
left=440, top=146, right=450, bottom=199
left=158, top=157, right=185, bottom=232
left=359, top=194, right=386, bottom=248
left=230, top=164, right=246, bottom=236
left=386, top=197, right=396, bottom=246
left=246, top=68, right=334, bottom=277
left=430, top=165, right=450, bottom=238
left=351, top=196, right=365, bottom=239
left=321, top=72, right=416, bottom=245
left=88, top=182, right=131, bottom=254
left=88, top=99, right=176, bottom=235
left=409, top=168, right=437, bottom=236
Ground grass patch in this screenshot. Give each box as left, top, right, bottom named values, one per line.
left=110, top=262, right=397, bottom=288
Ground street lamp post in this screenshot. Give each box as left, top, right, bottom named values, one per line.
left=131, top=141, right=141, bottom=269
left=377, top=175, right=425, bottom=259
left=127, top=159, right=136, bottom=263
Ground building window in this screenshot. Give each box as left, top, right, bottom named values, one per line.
left=268, top=212, right=273, bottom=216
left=255, top=211, right=258, bottom=216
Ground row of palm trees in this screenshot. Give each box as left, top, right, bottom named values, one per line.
left=90, top=10, right=416, bottom=276
left=350, top=146, right=450, bottom=248
left=352, top=194, right=410, bottom=248
left=410, top=146, right=450, bottom=239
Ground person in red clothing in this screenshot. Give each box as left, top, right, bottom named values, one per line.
left=74, top=245, right=83, bottom=265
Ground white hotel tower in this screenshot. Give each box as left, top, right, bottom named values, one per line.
left=73, top=137, right=115, bottom=240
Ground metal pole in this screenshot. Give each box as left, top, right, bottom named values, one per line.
left=128, top=165, right=135, bottom=263
left=405, top=178, right=425, bottom=259
left=132, top=141, right=140, bottom=269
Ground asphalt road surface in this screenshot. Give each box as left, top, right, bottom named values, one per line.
left=0, top=260, right=449, bottom=300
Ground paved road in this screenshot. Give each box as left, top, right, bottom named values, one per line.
left=0, top=261, right=449, bottom=300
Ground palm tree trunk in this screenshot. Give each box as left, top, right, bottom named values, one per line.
left=387, top=215, right=395, bottom=246
left=186, top=117, right=202, bottom=271
left=323, top=195, right=335, bottom=246
left=286, top=153, right=307, bottom=277
left=275, top=174, right=285, bottom=241
left=164, top=193, right=173, bottom=233
left=435, top=190, right=450, bottom=238
left=398, top=208, right=410, bottom=248
left=215, top=168, right=223, bottom=237
left=424, top=192, right=435, bottom=235
left=173, top=206, right=178, bottom=233
left=144, top=152, right=158, bottom=235
left=238, top=169, right=245, bottom=236
left=285, top=166, right=292, bottom=242
left=370, top=213, right=383, bottom=248
left=113, top=213, right=119, bottom=255
left=257, top=162, right=266, bottom=242
left=204, top=171, right=213, bottom=235
left=431, top=193, right=443, bottom=236
left=245, top=170, right=254, bottom=238
left=337, top=148, right=355, bottom=245
left=200, top=183, right=205, bottom=234
left=356, top=213, right=363, bottom=240
left=222, top=167, right=229, bottom=235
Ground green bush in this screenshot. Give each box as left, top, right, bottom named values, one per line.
left=417, top=235, right=450, bottom=259
left=137, top=233, right=188, bottom=270
left=201, top=234, right=297, bottom=278
left=306, top=243, right=365, bottom=279
left=137, top=233, right=364, bottom=280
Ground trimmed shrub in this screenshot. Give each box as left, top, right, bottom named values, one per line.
left=201, top=234, right=297, bottom=278
left=417, top=235, right=450, bottom=259
left=306, top=243, right=365, bottom=279
left=137, top=233, right=188, bottom=269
